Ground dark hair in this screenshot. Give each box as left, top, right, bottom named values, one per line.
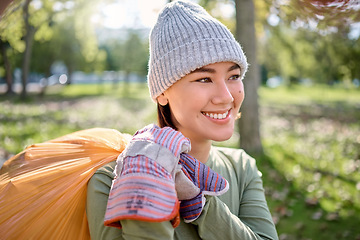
left=157, top=103, right=177, bottom=130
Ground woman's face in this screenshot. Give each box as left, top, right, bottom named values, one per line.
left=157, top=61, right=245, bottom=144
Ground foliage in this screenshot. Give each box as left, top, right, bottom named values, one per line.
left=101, top=38, right=123, bottom=71
left=260, top=23, right=360, bottom=85
left=0, top=1, right=24, bottom=53
left=196, top=0, right=360, bottom=86
left=118, top=30, right=149, bottom=76
left=260, top=0, right=360, bottom=85
left=99, top=29, right=149, bottom=84
left=0, top=0, right=109, bottom=83
left=280, top=0, right=360, bottom=30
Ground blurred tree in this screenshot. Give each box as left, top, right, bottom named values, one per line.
left=1, top=0, right=109, bottom=97
left=0, top=0, right=65, bottom=98
left=100, top=30, right=148, bottom=91
left=48, top=11, right=106, bottom=84
left=235, top=0, right=263, bottom=154
left=120, top=31, right=148, bottom=76
left=0, top=39, right=14, bottom=95
left=21, top=0, right=35, bottom=99
left=260, top=0, right=360, bottom=85
left=260, top=26, right=320, bottom=85
left=21, top=0, right=68, bottom=98
left=0, top=1, right=24, bottom=95
left=101, top=39, right=122, bottom=71
left=100, top=38, right=124, bottom=88
left=31, top=30, right=59, bottom=79
left=68, top=0, right=107, bottom=75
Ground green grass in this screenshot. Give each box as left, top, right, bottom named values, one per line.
left=258, top=85, right=360, bottom=239
left=1, top=83, right=359, bottom=239
left=256, top=154, right=359, bottom=240
left=259, top=84, right=360, bottom=105
left=0, top=83, right=156, bottom=154
left=56, top=82, right=151, bottom=99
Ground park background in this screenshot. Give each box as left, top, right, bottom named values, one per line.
left=0, top=0, right=359, bottom=239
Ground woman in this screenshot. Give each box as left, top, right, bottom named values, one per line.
left=87, top=1, right=278, bottom=239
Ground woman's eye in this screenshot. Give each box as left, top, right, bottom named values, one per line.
left=196, top=78, right=212, bottom=83
left=229, top=74, right=240, bottom=81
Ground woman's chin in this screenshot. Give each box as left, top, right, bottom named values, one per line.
left=211, top=133, right=233, bottom=142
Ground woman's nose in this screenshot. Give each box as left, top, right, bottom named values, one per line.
left=211, top=81, right=234, bottom=105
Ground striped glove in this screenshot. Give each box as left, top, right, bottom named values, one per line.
left=179, top=153, right=229, bottom=222
left=104, top=124, right=199, bottom=228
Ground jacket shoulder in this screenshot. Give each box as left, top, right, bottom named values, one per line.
left=94, top=161, right=116, bottom=179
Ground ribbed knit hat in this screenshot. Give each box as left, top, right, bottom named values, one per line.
left=148, top=0, right=248, bottom=101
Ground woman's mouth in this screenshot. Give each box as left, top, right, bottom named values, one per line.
left=202, top=110, right=230, bottom=120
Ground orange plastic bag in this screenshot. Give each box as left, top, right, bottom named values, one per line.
left=0, top=128, right=130, bottom=240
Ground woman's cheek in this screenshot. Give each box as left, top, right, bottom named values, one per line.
left=232, top=81, right=244, bottom=97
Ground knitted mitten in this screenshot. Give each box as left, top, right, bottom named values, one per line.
left=104, top=124, right=197, bottom=228
left=179, top=153, right=229, bottom=222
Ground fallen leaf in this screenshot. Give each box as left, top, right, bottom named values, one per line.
left=312, top=210, right=323, bottom=220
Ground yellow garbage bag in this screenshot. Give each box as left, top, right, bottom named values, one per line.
left=0, top=128, right=130, bottom=240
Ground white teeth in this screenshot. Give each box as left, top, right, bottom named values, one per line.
left=204, top=111, right=229, bottom=119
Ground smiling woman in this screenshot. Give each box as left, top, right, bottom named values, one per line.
left=87, top=1, right=279, bottom=240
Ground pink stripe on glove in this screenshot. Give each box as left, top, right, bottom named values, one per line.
left=104, top=124, right=190, bottom=228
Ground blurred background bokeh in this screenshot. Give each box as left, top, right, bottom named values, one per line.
left=0, top=0, right=359, bottom=239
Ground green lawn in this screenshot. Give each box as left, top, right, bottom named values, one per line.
left=1, top=83, right=359, bottom=239
left=258, top=85, right=360, bottom=239
left=259, top=84, right=360, bottom=105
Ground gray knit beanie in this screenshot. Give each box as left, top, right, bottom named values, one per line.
left=148, top=0, right=248, bottom=101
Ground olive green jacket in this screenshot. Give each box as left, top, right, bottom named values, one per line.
left=87, top=146, right=278, bottom=240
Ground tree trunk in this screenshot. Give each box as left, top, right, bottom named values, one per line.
left=67, top=64, right=73, bottom=85
left=0, top=39, right=14, bottom=95
left=20, top=0, right=35, bottom=100
left=235, top=0, right=263, bottom=154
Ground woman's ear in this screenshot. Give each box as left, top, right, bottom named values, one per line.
left=157, top=93, right=169, bottom=106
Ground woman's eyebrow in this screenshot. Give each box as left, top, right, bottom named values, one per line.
left=191, top=67, right=216, bottom=74
left=191, top=64, right=240, bottom=74
left=228, top=64, right=240, bottom=72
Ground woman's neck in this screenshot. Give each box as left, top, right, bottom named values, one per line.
left=188, top=139, right=212, bottom=164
